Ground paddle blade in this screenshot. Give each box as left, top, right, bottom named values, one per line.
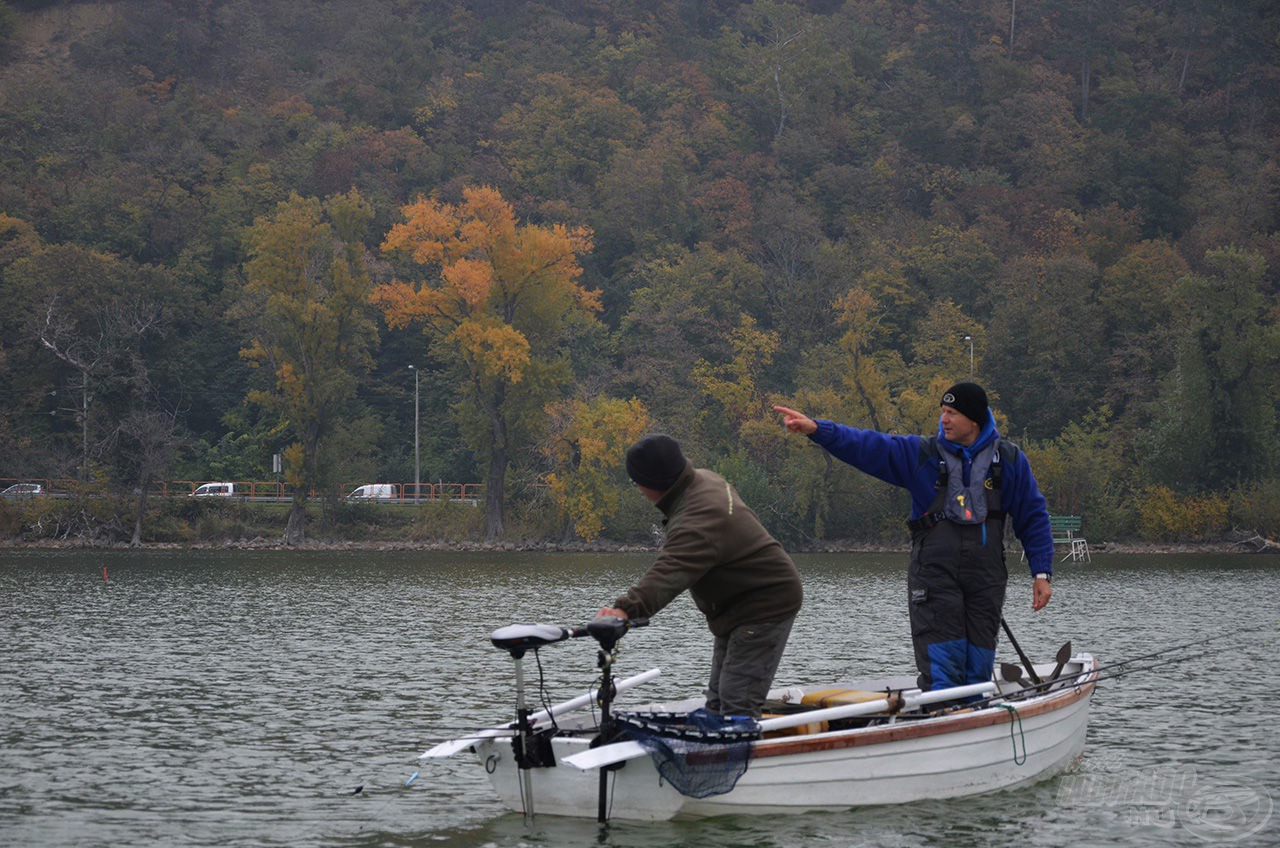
left=1046, top=640, right=1073, bottom=683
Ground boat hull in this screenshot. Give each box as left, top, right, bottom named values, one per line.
left=473, top=656, right=1096, bottom=821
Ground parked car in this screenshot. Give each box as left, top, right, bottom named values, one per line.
left=1, top=482, right=43, bottom=499
left=345, top=483, right=397, bottom=501
left=191, top=482, right=240, bottom=497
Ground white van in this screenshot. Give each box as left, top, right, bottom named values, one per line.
left=192, top=482, right=239, bottom=497
left=346, top=483, right=396, bottom=501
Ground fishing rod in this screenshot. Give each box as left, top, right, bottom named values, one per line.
left=1098, top=622, right=1273, bottom=671
left=992, top=619, right=1273, bottom=702
left=929, top=649, right=1214, bottom=717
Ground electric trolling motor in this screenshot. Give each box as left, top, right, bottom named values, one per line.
left=488, top=617, right=649, bottom=821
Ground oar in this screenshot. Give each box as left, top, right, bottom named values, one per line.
left=1000, top=617, right=1042, bottom=685
left=999, top=663, right=1024, bottom=684
left=420, top=667, right=661, bottom=758
left=562, top=681, right=997, bottom=771
left=956, top=648, right=1218, bottom=716
left=995, top=642, right=1069, bottom=696
left=1046, top=641, right=1072, bottom=682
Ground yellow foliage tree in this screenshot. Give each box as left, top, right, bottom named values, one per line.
left=898, top=299, right=982, bottom=434
left=768, top=284, right=906, bottom=539
left=543, top=397, right=652, bottom=541
left=240, top=189, right=377, bottom=544
left=372, top=186, right=599, bottom=540
left=693, top=313, right=779, bottom=437
left=1137, top=485, right=1229, bottom=542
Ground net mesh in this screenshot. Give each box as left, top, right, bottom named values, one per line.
left=614, top=708, right=761, bottom=798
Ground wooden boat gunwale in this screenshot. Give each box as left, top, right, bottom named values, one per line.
left=752, top=669, right=1096, bottom=760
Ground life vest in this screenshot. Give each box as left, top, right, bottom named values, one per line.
left=906, top=436, right=1015, bottom=534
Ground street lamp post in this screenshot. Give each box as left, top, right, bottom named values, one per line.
left=963, top=335, right=974, bottom=378
left=408, top=365, right=420, bottom=502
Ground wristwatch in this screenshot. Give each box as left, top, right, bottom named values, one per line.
left=1033, top=572, right=1051, bottom=582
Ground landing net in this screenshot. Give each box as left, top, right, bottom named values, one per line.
left=614, top=708, right=761, bottom=798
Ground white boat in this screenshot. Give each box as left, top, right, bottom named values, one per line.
left=423, top=620, right=1098, bottom=822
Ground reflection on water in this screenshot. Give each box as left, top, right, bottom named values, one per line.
left=1, top=550, right=1277, bottom=847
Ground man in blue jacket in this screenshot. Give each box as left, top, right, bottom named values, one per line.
left=775, top=383, right=1054, bottom=691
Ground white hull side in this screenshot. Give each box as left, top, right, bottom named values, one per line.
left=476, top=675, right=1093, bottom=821
left=684, top=689, right=1090, bottom=817
left=475, top=737, right=684, bottom=821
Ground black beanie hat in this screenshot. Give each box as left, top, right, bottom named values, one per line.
left=626, top=434, right=687, bottom=491
left=941, top=382, right=989, bottom=426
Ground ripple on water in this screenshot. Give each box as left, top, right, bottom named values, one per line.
left=1, top=550, right=1277, bottom=847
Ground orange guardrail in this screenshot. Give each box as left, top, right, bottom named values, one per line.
left=0, top=478, right=483, bottom=502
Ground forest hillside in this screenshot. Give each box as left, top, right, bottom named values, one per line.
left=1, top=0, right=1278, bottom=546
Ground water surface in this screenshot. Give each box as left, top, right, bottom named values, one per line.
left=1, top=550, right=1276, bottom=846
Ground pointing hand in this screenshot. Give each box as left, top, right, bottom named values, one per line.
left=774, top=405, right=817, bottom=435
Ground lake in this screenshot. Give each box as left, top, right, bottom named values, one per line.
left=1, top=549, right=1276, bottom=847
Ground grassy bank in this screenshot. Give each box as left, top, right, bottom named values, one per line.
left=0, top=492, right=1272, bottom=554
left=0, top=494, right=491, bottom=547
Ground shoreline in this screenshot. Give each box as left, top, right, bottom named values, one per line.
left=0, top=538, right=1264, bottom=555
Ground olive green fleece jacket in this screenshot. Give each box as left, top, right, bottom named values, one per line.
left=613, top=463, right=802, bottom=637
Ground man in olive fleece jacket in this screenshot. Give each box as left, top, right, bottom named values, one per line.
left=597, top=435, right=803, bottom=718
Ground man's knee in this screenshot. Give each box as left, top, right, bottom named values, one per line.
left=713, top=618, right=795, bottom=716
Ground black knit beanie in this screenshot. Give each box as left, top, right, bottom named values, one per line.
left=625, top=434, right=687, bottom=491
left=941, top=382, right=989, bottom=425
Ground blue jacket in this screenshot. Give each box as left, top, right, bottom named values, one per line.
left=808, top=413, right=1056, bottom=574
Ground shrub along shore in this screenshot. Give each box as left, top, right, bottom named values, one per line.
left=0, top=494, right=1264, bottom=555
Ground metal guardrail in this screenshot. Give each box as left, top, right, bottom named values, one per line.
left=0, top=478, right=484, bottom=503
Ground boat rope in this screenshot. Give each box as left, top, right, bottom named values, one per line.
left=997, top=704, right=1027, bottom=765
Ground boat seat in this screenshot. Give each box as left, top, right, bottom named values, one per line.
left=800, top=689, right=886, bottom=708
left=761, top=715, right=830, bottom=738
left=761, top=689, right=892, bottom=737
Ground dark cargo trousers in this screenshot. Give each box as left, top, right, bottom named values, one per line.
left=908, top=520, right=1008, bottom=691
left=705, top=615, right=796, bottom=718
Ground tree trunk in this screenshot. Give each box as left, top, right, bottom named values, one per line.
left=131, top=485, right=149, bottom=547
left=286, top=425, right=322, bottom=545
left=485, top=417, right=507, bottom=542
left=1231, top=528, right=1280, bottom=553
left=286, top=497, right=308, bottom=545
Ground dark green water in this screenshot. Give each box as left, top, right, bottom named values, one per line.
left=1, top=550, right=1276, bottom=847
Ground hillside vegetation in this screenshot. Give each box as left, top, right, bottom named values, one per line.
left=0, top=0, right=1277, bottom=545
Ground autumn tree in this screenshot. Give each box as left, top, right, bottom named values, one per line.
left=1145, top=247, right=1280, bottom=491
left=542, top=396, right=651, bottom=541
left=824, top=284, right=906, bottom=433
left=692, top=313, right=779, bottom=449
left=985, top=251, right=1108, bottom=438
left=614, top=245, right=767, bottom=434
left=2, top=242, right=175, bottom=482
left=1022, top=407, right=1128, bottom=536
left=373, top=186, right=598, bottom=540
left=897, top=299, right=983, bottom=433
left=115, top=404, right=185, bottom=547
left=239, top=189, right=378, bottom=545
left=771, top=284, right=909, bottom=541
